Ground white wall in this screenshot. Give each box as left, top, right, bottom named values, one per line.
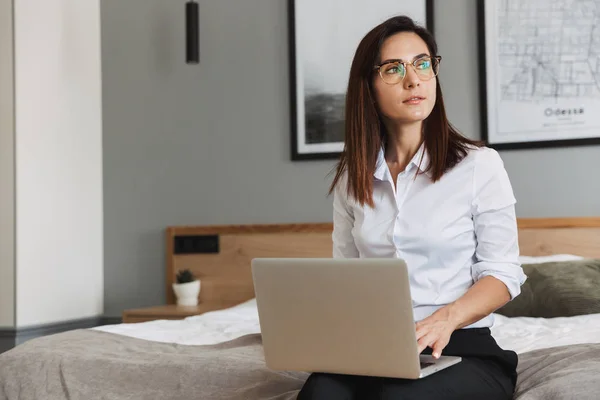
left=14, top=0, right=103, bottom=327
left=0, top=0, right=15, bottom=329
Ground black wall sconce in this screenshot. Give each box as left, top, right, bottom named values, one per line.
left=186, top=0, right=199, bottom=64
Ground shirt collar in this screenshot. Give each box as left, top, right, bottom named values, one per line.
left=373, top=143, right=431, bottom=181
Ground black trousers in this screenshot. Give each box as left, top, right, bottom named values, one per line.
left=297, top=328, right=518, bottom=400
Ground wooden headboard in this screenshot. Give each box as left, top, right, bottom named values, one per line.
left=165, top=217, right=600, bottom=310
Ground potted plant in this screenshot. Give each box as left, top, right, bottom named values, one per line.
left=172, top=269, right=201, bottom=306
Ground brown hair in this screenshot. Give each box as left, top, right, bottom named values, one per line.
left=328, top=15, right=483, bottom=208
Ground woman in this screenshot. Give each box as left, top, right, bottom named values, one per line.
left=297, top=15, right=526, bottom=400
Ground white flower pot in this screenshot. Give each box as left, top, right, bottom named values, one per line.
left=172, top=280, right=201, bottom=306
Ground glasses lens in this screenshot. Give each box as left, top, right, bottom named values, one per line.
left=381, top=62, right=405, bottom=84
left=414, top=57, right=439, bottom=80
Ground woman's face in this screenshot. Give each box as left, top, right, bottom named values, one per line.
left=373, top=32, right=437, bottom=124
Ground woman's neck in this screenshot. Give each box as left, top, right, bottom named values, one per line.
left=384, top=120, right=423, bottom=167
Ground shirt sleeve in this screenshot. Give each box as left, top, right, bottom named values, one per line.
left=471, top=148, right=527, bottom=300
left=332, top=173, right=359, bottom=258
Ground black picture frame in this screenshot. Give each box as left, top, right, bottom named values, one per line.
left=477, top=0, right=600, bottom=151
left=289, top=0, right=435, bottom=161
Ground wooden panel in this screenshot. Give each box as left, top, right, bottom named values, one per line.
left=166, top=218, right=600, bottom=309
left=518, top=227, right=600, bottom=258
left=518, top=217, right=600, bottom=229
left=168, top=231, right=332, bottom=306
left=169, top=223, right=333, bottom=236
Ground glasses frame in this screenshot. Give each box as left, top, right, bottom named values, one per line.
left=373, top=55, right=442, bottom=85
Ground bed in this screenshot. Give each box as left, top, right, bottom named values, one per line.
left=1, top=217, right=600, bottom=400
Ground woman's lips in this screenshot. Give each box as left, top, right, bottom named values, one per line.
left=403, top=96, right=425, bottom=105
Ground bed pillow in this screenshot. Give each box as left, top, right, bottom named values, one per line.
left=496, top=258, right=600, bottom=318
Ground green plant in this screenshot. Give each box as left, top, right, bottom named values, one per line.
left=176, top=269, right=196, bottom=284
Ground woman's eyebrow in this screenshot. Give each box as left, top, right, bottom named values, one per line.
left=379, top=53, right=430, bottom=64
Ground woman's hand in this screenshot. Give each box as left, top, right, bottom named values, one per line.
left=414, top=276, right=512, bottom=359
left=415, top=306, right=459, bottom=359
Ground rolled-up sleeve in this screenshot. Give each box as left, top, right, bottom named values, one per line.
left=332, top=174, right=359, bottom=258
left=471, top=149, right=527, bottom=300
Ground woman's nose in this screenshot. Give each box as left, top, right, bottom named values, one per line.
left=403, top=66, right=421, bottom=89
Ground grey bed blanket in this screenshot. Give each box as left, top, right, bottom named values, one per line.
left=0, top=330, right=305, bottom=400
left=0, top=330, right=599, bottom=400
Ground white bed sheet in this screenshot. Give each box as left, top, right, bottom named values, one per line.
left=94, top=299, right=261, bottom=347
left=492, top=313, right=600, bottom=353
left=94, top=298, right=600, bottom=354
left=94, top=254, right=597, bottom=354
left=517, top=254, right=584, bottom=264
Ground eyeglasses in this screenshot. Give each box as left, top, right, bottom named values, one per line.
left=373, top=55, right=441, bottom=85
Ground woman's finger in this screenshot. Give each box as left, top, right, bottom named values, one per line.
left=415, top=325, right=429, bottom=341
left=417, top=333, right=437, bottom=354
left=431, top=336, right=450, bottom=359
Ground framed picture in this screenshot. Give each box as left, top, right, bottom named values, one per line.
left=289, top=0, right=434, bottom=160
left=478, top=0, right=600, bottom=150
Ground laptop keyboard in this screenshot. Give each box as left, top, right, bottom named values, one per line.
left=420, top=362, right=435, bottom=369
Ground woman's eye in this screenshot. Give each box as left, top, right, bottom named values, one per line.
left=416, top=60, right=431, bottom=70
left=385, top=65, right=403, bottom=75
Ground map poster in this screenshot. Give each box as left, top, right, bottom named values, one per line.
left=478, top=0, right=600, bottom=150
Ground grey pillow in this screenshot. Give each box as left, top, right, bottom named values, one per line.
left=496, top=259, right=600, bottom=318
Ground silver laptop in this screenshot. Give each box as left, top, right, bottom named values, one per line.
left=251, top=258, right=461, bottom=379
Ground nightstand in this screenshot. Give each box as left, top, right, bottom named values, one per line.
left=122, top=303, right=224, bottom=323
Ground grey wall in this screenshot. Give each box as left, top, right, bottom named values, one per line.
left=101, top=0, right=335, bottom=317
left=101, top=0, right=600, bottom=317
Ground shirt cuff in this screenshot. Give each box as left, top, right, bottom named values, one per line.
left=474, top=264, right=527, bottom=300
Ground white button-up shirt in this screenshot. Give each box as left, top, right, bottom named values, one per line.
left=332, top=145, right=527, bottom=328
